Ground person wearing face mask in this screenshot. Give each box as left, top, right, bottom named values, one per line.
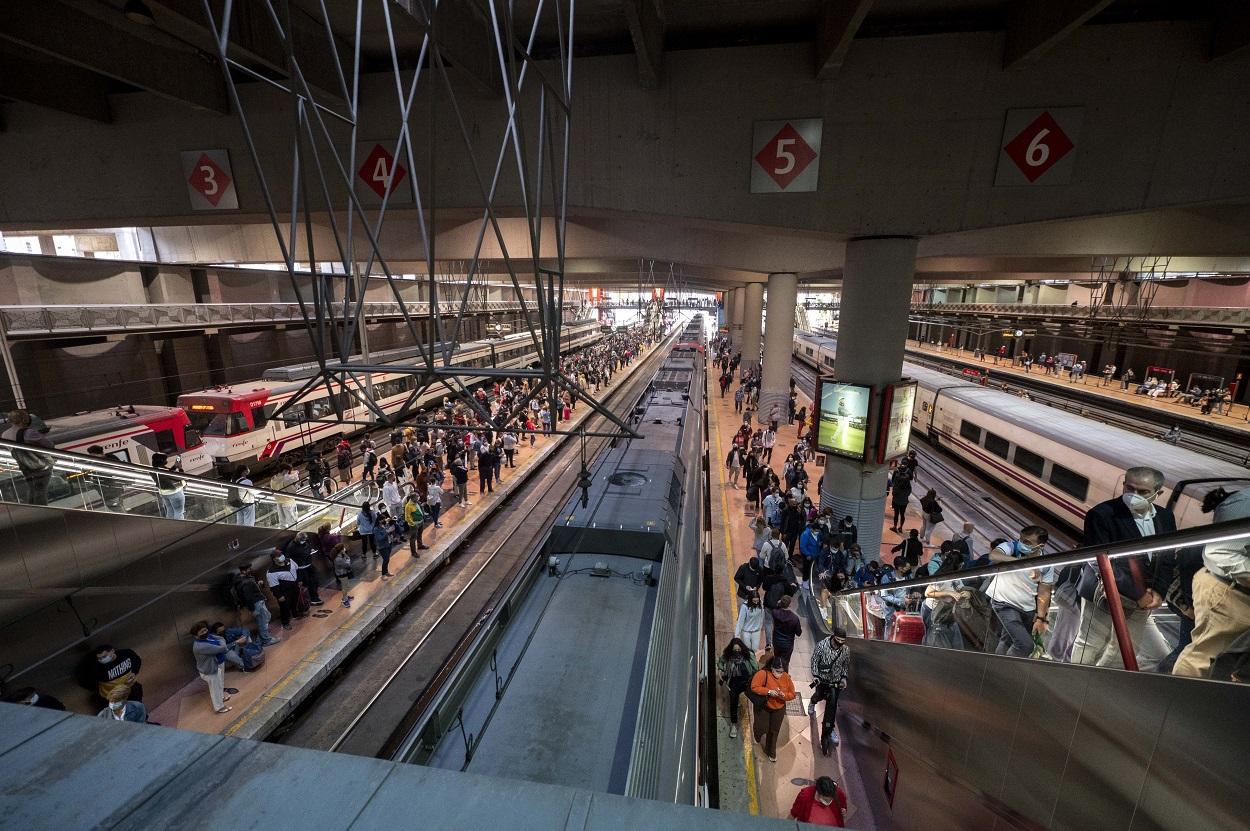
left=789, top=776, right=848, bottom=827
left=716, top=638, right=759, bottom=739
left=985, top=526, right=1055, bottom=658
left=190, top=620, right=245, bottom=715
left=749, top=655, right=796, bottom=763
left=809, top=627, right=851, bottom=752
left=1070, top=466, right=1177, bottom=668
left=283, top=531, right=324, bottom=606
left=91, top=643, right=143, bottom=705
left=97, top=688, right=147, bottom=723
left=265, top=549, right=301, bottom=630
left=734, top=592, right=766, bottom=651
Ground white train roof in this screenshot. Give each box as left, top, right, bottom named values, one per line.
left=901, top=362, right=1249, bottom=488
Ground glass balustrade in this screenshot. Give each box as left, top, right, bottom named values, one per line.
left=818, top=519, right=1250, bottom=682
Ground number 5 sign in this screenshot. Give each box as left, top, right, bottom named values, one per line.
left=995, top=107, right=1083, bottom=186
left=181, top=149, right=239, bottom=210
left=751, top=119, right=822, bottom=193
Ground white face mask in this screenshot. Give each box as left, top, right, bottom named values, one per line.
left=1122, top=492, right=1153, bottom=514
left=109, top=701, right=125, bottom=712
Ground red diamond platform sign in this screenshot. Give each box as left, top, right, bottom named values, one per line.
left=181, top=149, right=239, bottom=210
left=751, top=119, right=822, bottom=193
left=996, top=107, right=1083, bottom=186
left=357, top=144, right=407, bottom=199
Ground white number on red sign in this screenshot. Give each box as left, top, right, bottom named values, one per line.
left=774, top=138, right=796, bottom=175
left=1025, top=129, right=1051, bottom=168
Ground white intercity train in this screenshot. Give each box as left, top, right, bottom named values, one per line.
left=794, top=330, right=1250, bottom=529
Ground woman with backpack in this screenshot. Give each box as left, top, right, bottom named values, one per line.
left=919, top=488, right=944, bottom=544
left=332, top=543, right=357, bottom=608
left=716, top=638, right=759, bottom=739
left=356, top=502, right=377, bottom=559
left=335, top=439, right=353, bottom=484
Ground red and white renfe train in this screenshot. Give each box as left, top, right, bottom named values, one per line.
left=178, top=321, right=603, bottom=472
left=794, top=331, right=1250, bottom=530
left=37, top=405, right=213, bottom=475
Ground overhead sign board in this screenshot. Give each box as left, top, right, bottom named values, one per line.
left=995, top=108, right=1083, bottom=186
left=181, top=149, right=239, bottom=210
left=751, top=119, right=822, bottom=193
left=355, top=142, right=410, bottom=204
left=877, top=381, right=917, bottom=464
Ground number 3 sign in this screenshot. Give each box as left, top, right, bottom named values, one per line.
left=996, top=107, right=1083, bottom=186
left=181, top=149, right=239, bottom=210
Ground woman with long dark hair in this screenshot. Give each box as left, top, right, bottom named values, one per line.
left=716, top=638, right=759, bottom=739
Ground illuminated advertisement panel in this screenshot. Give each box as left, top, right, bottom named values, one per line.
left=877, top=381, right=917, bottom=463
left=815, top=379, right=872, bottom=460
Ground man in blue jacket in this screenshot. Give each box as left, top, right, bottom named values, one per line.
left=798, top=522, right=823, bottom=591
left=1070, top=466, right=1177, bottom=668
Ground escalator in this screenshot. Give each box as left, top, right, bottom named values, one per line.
left=808, top=519, right=1250, bottom=831
left=0, top=440, right=349, bottom=712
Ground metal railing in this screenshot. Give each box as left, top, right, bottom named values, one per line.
left=909, top=302, right=1250, bottom=325
left=816, top=517, right=1250, bottom=677
left=0, top=300, right=529, bottom=338
left=0, top=438, right=341, bottom=529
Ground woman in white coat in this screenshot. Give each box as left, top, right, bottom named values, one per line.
left=735, top=593, right=766, bottom=651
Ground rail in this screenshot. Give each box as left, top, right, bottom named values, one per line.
left=0, top=300, right=529, bottom=338
left=821, top=517, right=1250, bottom=677
left=898, top=301, right=1250, bottom=325
left=0, top=438, right=342, bottom=529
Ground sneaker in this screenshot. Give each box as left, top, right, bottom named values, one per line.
left=224, top=687, right=239, bottom=695
left=767, top=753, right=777, bottom=763
left=215, top=706, right=233, bottom=714
left=343, top=599, right=351, bottom=608
left=310, top=599, right=324, bottom=606
left=435, top=522, right=443, bottom=528
left=729, top=724, right=738, bottom=738
left=830, top=728, right=840, bottom=746
left=262, top=638, right=281, bottom=645
left=382, top=573, right=391, bottom=580
left=807, top=702, right=816, bottom=716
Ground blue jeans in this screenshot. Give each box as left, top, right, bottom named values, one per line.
left=235, top=503, right=256, bottom=526
left=252, top=600, right=277, bottom=644
left=160, top=489, right=185, bottom=520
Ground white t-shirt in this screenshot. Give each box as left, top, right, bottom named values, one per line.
left=985, top=542, right=1056, bottom=612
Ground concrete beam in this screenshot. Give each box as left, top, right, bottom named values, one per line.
left=1003, top=0, right=1115, bottom=70
left=0, top=43, right=112, bottom=123
left=430, top=2, right=504, bottom=97
left=1211, top=0, right=1250, bottom=61
left=623, top=0, right=664, bottom=90
left=0, top=1, right=228, bottom=113
left=149, top=0, right=350, bottom=102
left=814, top=0, right=874, bottom=80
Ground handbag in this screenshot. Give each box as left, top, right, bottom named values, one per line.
left=929, top=510, right=944, bottom=524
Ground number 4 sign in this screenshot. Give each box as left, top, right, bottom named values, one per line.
left=995, top=107, right=1084, bottom=186
left=181, top=149, right=239, bottom=210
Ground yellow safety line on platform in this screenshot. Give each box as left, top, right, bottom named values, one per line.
left=710, top=387, right=761, bottom=816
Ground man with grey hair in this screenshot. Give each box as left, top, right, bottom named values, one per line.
left=1070, top=466, right=1177, bottom=667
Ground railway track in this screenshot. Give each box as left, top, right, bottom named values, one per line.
left=267, top=330, right=679, bottom=758
left=790, top=358, right=1078, bottom=550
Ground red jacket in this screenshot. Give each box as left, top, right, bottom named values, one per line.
left=790, top=784, right=847, bottom=827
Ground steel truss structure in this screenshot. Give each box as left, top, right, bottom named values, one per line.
left=202, top=0, right=640, bottom=439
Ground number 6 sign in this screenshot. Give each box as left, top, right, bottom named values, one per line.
left=181, top=149, right=239, bottom=210
left=996, top=107, right=1083, bottom=186
left=751, top=119, right=823, bottom=193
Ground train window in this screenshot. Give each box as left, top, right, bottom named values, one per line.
left=1049, top=465, right=1089, bottom=501
left=226, top=413, right=249, bottom=435
left=309, top=398, right=334, bottom=419
left=1013, top=446, right=1045, bottom=477
left=984, top=431, right=1009, bottom=459
left=282, top=404, right=307, bottom=427
left=251, top=406, right=268, bottom=428
left=153, top=429, right=178, bottom=454
left=958, top=420, right=982, bottom=444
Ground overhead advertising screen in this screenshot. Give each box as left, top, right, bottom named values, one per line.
left=815, top=379, right=871, bottom=460
left=877, top=381, right=918, bottom=464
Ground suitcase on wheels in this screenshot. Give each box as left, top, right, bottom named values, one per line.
left=891, top=611, right=925, bottom=644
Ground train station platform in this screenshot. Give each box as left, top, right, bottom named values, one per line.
left=150, top=335, right=669, bottom=740
left=905, top=340, right=1250, bottom=437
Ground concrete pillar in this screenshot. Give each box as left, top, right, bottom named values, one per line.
left=730, top=287, right=745, bottom=351
left=758, top=272, right=798, bottom=425
left=819, top=237, right=917, bottom=563
left=740, top=282, right=764, bottom=373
